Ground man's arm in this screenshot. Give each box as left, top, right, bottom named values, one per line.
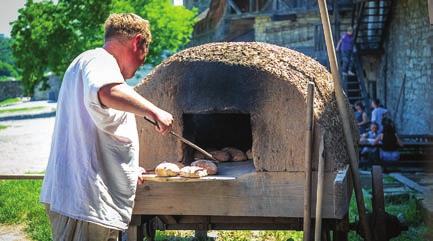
left=98, top=83, right=173, bottom=134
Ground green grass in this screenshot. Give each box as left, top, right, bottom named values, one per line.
left=0, top=106, right=45, bottom=114
left=0, top=124, right=8, bottom=131
left=0, top=180, right=51, bottom=241
left=156, top=230, right=303, bottom=241
left=348, top=189, right=431, bottom=241
left=0, top=97, right=21, bottom=107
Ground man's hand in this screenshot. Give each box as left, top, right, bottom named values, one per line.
left=152, top=109, right=173, bottom=135
left=137, top=167, right=146, bottom=185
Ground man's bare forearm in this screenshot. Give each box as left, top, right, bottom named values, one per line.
left=98, top=83, right=159, bottom=119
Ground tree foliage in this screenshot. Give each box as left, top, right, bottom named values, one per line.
left=11, top=0, right=110, bottom=95
left=0, top=35, right=16, bottom=65
left=0, top=35, right=19, bottom=80
left=11, top=0, right=196, bottom=95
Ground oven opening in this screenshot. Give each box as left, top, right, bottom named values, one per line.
left=182, top=113, right=253, bottom=164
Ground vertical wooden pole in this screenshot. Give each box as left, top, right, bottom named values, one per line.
left=303, top=82, right=315, bottom=241
left=314, top=135, right=325, bottom=241
left=428, top=0, right=433, bottom=25
left=316, top=0, right=373, bottom=241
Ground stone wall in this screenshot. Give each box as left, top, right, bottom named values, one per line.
left=378, top=0, right=433, bottom=134
left=32, top=74, right=61, bottom=101
left=0, top=80, right=23, bottom=101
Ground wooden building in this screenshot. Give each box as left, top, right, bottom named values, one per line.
left=185, top=0, right=433, bottom=136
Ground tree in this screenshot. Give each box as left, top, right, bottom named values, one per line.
left=11, top=0, right=196, bottom=95
left=11, top=0, right=111, bottom=95
left=0, top=34, right=16, bottom=66
left=0, top=35, right=19, bottom=80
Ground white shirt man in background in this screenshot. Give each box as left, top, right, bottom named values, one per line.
left=40, top=13, right=173, bottom=240
left=371, top=98, right=388, bottom=133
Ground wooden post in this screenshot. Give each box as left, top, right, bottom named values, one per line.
left=316, top=0, right=373, bottom=241
left=429, top=0, right=433, bottom=25
left=314, top=135, right=325, bottom=241
left=303, top=82, right=315, bottom=241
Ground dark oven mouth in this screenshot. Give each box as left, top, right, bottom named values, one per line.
left=182, top=113, right=253, bottom=164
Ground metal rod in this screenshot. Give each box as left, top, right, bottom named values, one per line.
left=303, top=82, right=315, bottom=241
left=316, top=0, right=373, bottom=240
left=143, top=117, right=216, bottom=161
left=314, top=135, right=325, bottom=241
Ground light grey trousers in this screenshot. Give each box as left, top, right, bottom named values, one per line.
left=45, top=205, right=119, bottom=241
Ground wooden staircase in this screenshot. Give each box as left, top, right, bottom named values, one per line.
left=344, top=52, right=370, bottom=106
left=343, top=0, right=393, bottom=105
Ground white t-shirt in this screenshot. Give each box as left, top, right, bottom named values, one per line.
left=40, top=48, right=140, bottom=231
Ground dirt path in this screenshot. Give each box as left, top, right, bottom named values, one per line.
left=0, top=116, right=55, bottom=174
left=0, top=224, right=31, bottom=241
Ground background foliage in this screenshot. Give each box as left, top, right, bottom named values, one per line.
left=11, top=0, right=196, bottom=95
left=0, top=34, right=19, bottom=80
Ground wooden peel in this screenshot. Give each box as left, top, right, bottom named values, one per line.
left=143, top=116, right=216, bottom=161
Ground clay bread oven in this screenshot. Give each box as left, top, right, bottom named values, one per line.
left=133, top=42, right=357, bottom=219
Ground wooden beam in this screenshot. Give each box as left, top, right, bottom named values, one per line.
left=228, top=0, right=242, bottom=15
left=0, top=174, right=44, bottom=180
left=389, top=173, right=429, bottom=194
left=429, top=0, right=433, bottom=25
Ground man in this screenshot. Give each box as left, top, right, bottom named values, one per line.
left=40, top=13, right=173, bottom=240
left=336, top=27, right=355, bottom=76
left=371, top=98, right=388, bottom=133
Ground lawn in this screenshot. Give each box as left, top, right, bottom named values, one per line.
left=0, top=180, right=430, bottom=241
left=0, top=180, right=51, bottom=241
left=0, top=106, right=45, bottom=114
left=0, top=124, right=8, bottom=131
left=0, top=97, right=21, bottom=107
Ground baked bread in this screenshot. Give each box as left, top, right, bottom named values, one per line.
left=180, top=166, right=208, bottom=178
left=210, top=150, right=231, bottom=162
left=191, top=160, right=218, bottom=175
left=222, top=147, right=247, bottom=161
left=155, top=162, right=180, bottom=177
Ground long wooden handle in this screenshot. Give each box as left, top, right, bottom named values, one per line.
left=316, top=0, right=373, bottom=240
left=143, top=117, right=216, bottom=161
left=314, top=134, right=325, bottom=241
left=303, top=82, right=315, bottom=241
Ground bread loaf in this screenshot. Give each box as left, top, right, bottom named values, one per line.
left=222, top=147, right=247, bottom=161
left=191, top=160, right=218, bottom=175
left=155, top=162, right=180, bottom=177
left=180, top=166, right=208, bottom=178
left=210, top=150, right=231, bottom=162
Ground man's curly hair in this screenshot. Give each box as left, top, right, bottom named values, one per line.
left=104, top=13, right=152, bottom=48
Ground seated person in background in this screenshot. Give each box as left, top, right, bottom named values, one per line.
left=360, top=122, right=379, bottom=145
left=371, top=98, right=388, bottom=133
left=360, top=122, right=380, bottom=160
left=354, top=101, right=369, bottom=135
left=374, top=118, right=404, bottom=161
